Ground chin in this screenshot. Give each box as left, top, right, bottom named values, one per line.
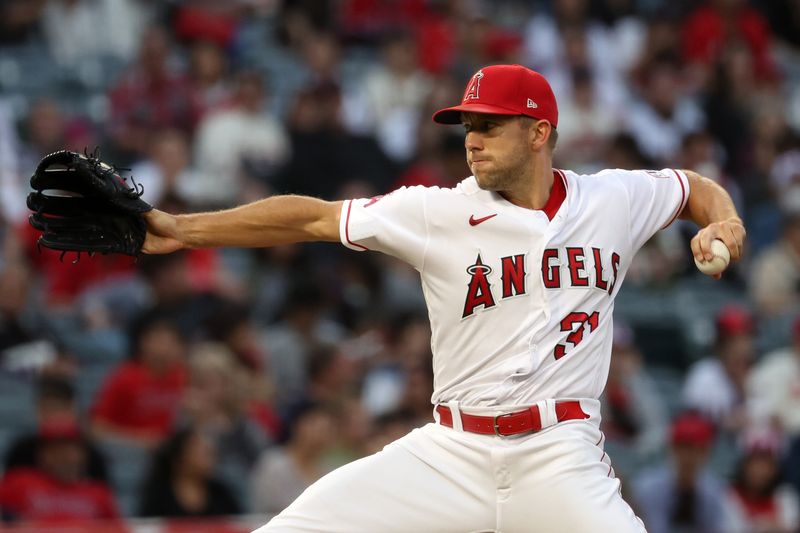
left=474, top=173, right=500, bottom=191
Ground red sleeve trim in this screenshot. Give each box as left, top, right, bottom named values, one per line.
left=345, top=200, right=370, bottom=251
left=662, top=169, right=687, bottom=228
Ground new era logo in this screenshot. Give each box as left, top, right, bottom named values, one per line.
left=527, top=98, right=537, bottom=109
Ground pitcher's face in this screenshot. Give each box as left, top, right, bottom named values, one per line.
left=462, top=113, right=534, bottom=192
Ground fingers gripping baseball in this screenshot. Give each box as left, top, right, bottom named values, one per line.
left=691, top=217, right=746, bottom=277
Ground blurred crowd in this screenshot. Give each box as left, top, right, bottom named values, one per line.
left=0, top=0, right=799, bottom=531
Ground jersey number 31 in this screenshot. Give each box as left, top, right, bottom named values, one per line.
left=553, top=312, right=600, bottom=360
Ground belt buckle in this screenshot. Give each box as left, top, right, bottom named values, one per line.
left=492, top=412, right=513, bottom=436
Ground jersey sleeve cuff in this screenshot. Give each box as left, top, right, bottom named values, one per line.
left=662, top=168, right=690, bottom=229
left=340, top=199, right=369, bottom=251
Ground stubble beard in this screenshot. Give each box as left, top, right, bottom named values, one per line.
left=472, top=152, right=530, bottom=192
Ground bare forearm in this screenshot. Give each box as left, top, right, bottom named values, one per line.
left=679, top=170, right=740, bottom=226
left=176, top=195, right=342, bottom=249
left=679, top=169, right=746, bottom=264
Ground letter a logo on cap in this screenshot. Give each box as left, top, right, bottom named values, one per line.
left=463, top=70, right=484, bottom=102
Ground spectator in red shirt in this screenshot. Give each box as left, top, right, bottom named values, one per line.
left=19, top=216, right=137, bottom=307
left=5, top=376, right=108, bottom=483
left=90, top=310, right=188, bottom=448
left=0, top=419, right=119, bottom=525
left=16, top=104, right=135, bottom=305
left=108, top=26, right=194, bottom=162
left=186, top=39, right=233, bottom=128
left=682, top=0, right=776, bottom=82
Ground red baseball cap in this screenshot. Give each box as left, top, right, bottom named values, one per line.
left=433, top=64, right=558, bottom=126
left=716, top=305, right=754, bottom=338
left=670, top=412, right=714, bottom=448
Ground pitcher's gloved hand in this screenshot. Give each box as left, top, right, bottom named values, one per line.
left=27, top=149, right=153, bottom=259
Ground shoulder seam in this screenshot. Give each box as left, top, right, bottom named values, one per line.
left=420, top=190, right=430, bottom=272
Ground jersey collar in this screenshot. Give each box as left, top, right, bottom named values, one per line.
left=542, top=169, right=567, bottom=221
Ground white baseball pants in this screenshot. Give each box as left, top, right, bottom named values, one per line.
left=253, top=400, right=646, bottom=533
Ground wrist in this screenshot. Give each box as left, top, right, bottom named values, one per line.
left=723, top=216, right=744, bottom=226
left=174, top=214, right=195, bottom=249
left=706, top=215, right=742, bottom=227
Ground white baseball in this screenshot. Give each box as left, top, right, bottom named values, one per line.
left=694, top=239, right=730, bottom=275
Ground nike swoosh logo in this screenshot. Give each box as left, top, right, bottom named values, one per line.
left=469, top=213, right=497, bottom=226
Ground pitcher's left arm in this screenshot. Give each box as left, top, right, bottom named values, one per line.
left=679, top=170, right=746, bottom=270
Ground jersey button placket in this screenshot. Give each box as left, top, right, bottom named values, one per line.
left=527, top=221, right=549, bottom=361
left=540, top=208, right=569, bottom=320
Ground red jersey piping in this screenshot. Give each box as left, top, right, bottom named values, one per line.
left=663, top=169, right=688, bottom=228
left=345, top=200, right=370, bottom=251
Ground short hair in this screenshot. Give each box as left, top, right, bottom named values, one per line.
left=37, top=376, right=75, bottom=404
left=128, top=308, right=184, bottom=359
left=548, top=127, right=559, bottom=152
left=204, top=300, right=251, bottom=342
left=136, top=251, right=187, bottom=281
left=308, top=345, right=338, bottom=382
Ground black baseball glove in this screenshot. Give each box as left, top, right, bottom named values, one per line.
left=27, top=150, right=153, bottom=259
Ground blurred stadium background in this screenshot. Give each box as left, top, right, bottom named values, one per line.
left=0, top=0, right=799, bottom=531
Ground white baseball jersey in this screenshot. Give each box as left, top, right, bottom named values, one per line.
left=340, top=168, right=689, bottom=407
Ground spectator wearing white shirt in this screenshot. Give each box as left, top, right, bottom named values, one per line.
left=769, top=148, right=800, bottom=214
left=0, top=100, right=23, bottom=224
left=192, top=71, right=290, bottom=208
left=683, top=305, right=755, bottom=432
left=250, top=402, right=337, bottom=515
left=553, top=68, right=621, bottom=173
left=750, top=213, right=800, bottom=317
left=353, top=32, right=432, bottom=162
left=625, top=58, right=705, bottom=164
left=130, top=129, right=203, bottom=208
left=11, top=99, right=98, bottom=223
left=186, top=39, right=234, bottom=128
left=748, top=317, right=800, bottom=492
left=725, top=426, right=800, bottom=533
left=537, top=24, right=629, bottom=124
left=42, top=0, right=152, bottom=67
left=524, top=0, right=618, bottom=77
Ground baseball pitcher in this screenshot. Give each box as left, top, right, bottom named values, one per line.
left=135, top=65, right=745, bottom=532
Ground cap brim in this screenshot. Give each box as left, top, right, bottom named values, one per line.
left=432, top=103, right=523, bottom=124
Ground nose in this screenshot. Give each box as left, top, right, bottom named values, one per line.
left=465, top=131, right=483, bottom=152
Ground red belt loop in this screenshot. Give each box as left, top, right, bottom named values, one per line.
left=435, top=400, right=589, bottom=437
left=437, top=404, right=454, bottom=428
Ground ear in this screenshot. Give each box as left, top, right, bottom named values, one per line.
left=530, top=120, right=552, bottom=151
